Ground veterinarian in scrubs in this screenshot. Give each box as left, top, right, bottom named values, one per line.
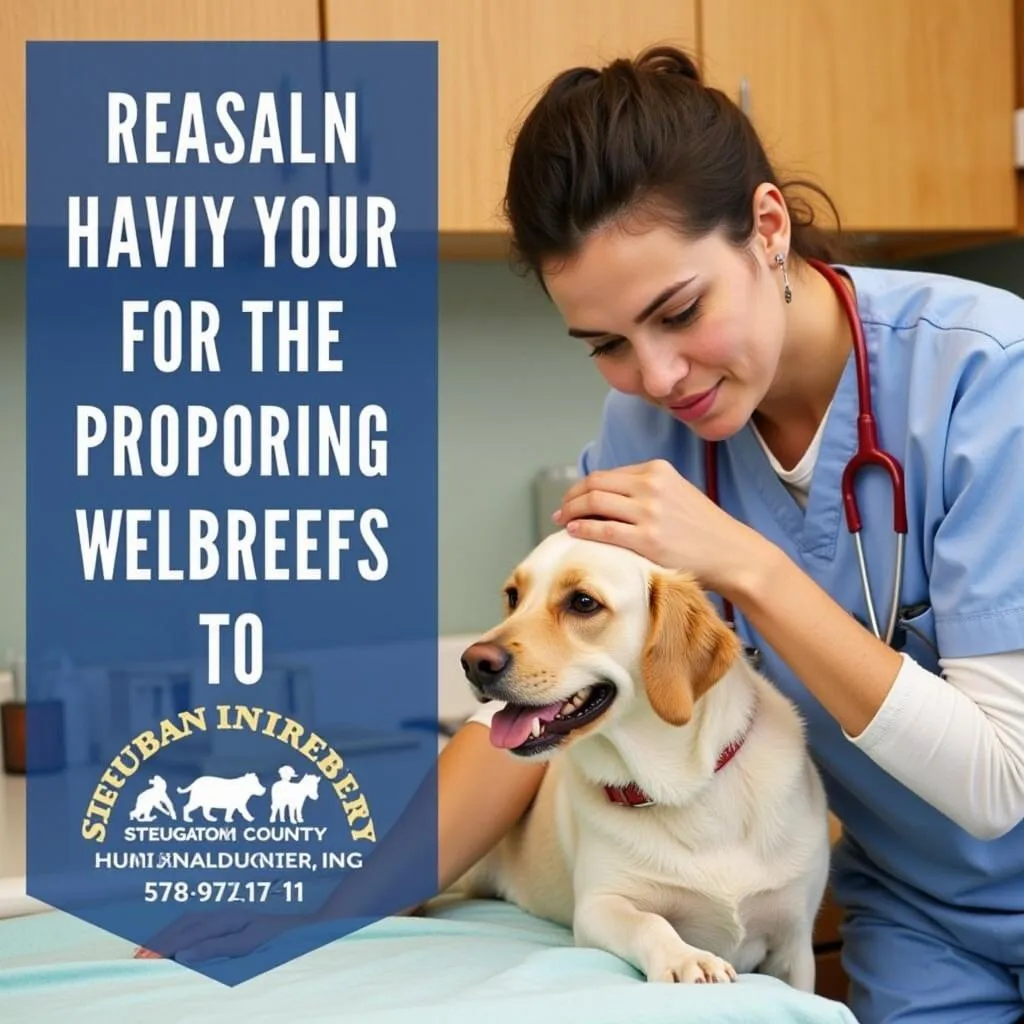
left=487, top=46, right=1024, bottom=1024
left=141, top=44, right=1024, bottom=1024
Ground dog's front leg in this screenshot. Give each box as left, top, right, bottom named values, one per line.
left=760, top=924, right=816, bottom=993
left=574, top=894, right=737, bottom=984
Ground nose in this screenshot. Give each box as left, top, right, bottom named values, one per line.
left=637, top=344, right=688, bottom=399
left=461, top=642, right=512, bottom=690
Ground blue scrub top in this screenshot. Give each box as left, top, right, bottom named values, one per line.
left=577, top=264, right=1024, bottom=965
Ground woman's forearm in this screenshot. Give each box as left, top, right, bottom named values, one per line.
left=723, top=534, right=904, bottom=738
left=436, top=722, right=548, bottom=889
left=313, top=721, right=546, bottom=921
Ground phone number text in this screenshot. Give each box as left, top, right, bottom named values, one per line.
left=143, top=880, right=305, bottom=903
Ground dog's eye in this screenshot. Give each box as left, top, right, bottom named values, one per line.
left=505, top=587, right=518, bottom=610
left=569, top=592, right=601, bottom=614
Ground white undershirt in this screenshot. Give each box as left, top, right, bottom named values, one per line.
left=470, top=423, right=1024, bottom=841
left=749, top=414, right=1024, bottom=841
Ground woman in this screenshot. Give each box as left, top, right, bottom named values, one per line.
left=482, top=44, right=1024, bottom=1024
left=142, top=45, right=1024, bottom=1024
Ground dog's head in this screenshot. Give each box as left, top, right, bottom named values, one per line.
left=461, top=530, right=741, bottom=759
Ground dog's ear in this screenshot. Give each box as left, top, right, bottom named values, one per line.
left=641, top=570, right=741, bottom=725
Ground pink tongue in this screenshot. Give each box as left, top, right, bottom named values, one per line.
left=490, top=701, right=564, bottom=749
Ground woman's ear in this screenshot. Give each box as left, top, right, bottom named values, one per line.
left=751, top=181, right=791, bottom=263
left=641, top=570, right=741, bottom=725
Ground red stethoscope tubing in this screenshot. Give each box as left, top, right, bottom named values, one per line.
left=704, top=258, right=908, bottom=645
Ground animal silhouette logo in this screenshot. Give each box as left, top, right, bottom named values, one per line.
left=270, top=765, right=321, bottom=823
left=128, top=775, right=176, bottom=822
left=123, top=765, right=327, bottom=828
left=176, top=771, right=267, bottom=823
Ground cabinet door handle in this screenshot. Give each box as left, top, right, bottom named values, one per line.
left=738, top=76, right=751, bottom=117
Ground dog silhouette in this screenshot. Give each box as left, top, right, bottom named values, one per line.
left=177, top=772, right=266, bottom=823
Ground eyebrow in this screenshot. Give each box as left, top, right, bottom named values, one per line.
left=567, top=277, right=697, bottom=339
left=505, top=568, right=530, bottom=593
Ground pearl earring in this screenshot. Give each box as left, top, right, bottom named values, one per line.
left=774, top=252, right=792, bottom=304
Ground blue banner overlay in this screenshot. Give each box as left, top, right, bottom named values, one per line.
left=25, top=41, right=439, bottom=985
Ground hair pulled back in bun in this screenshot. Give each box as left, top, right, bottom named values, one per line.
left=503, top=44, right=845, bottom=281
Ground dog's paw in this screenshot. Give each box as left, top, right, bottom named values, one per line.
left=646, top=946, right=738, bottom=984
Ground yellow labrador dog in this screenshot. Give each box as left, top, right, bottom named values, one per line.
left=455, top=529, right=831, bottom=989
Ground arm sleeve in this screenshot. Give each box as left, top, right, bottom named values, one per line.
left=577, top=390, right=619, bottom=476
left=466, top=701, right=503, bottom=727
left=846, top=651, right=1024, bottom=840
left=929, top=339, right=1024, bottom=657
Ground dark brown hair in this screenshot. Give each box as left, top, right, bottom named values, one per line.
left=503, top=45, right=849, bottom=282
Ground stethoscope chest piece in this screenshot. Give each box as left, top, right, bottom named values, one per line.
left=726, top=621, right=762, bottom=672
left=744, top=644, right=762, bottom=672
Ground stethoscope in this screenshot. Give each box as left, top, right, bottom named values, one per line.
left=703, top=257, right=912, bottom=660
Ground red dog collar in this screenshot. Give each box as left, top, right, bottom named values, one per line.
left=604, top=700, right=757, bottom=808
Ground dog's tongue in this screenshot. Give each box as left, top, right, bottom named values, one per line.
left=490, top=702, right=563, bottom=749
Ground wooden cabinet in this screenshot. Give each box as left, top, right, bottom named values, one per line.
left=700, top=0, right=1018, bottom=234
left=325, top=0, right=1018, bottom=252
left=0, top=0, right=1019, bottom=255
left=322, top=0, right=698, bottom=248
left=0, top=0, right=321, bottom=231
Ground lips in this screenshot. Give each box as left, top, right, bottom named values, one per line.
left=669, top=382, right=721, bottom=422
left=675, top=387, right=715, bottom=409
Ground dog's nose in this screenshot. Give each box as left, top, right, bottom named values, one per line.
left=461, top=642, right=512, bottom=689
